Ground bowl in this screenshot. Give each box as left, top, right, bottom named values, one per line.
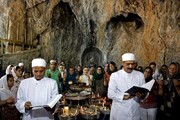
left=69, top=85, right=85, bottom=92
left=58, top=107, right=79, bottom=120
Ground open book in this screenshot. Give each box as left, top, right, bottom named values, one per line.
left=31, top=94, right=62, bottom=109
left=125, top=79, right=155, bottom=96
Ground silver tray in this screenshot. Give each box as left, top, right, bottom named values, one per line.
left=58, top=115, right=78, bottom=120
left=65, top=96, right=88, bottom=101
left=81, top=112, right=100, bottom=120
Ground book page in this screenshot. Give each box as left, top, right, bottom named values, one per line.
left=141, top=79, right=155, bottom=91
left=125, top=79, right=155, bottom=96
left=31, top=94, right=62, bottom=109
left=47, top=94, right=62, bottom=108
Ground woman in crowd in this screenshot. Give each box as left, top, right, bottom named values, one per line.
left=92, top=65, right=106, bottom=97
left=0, top=74, right=20, bottom=120
left=149, top=62, right=160, bottom=80
left=11, top=66, right=23, bottom=99
left=75, top=65, right=83, bottom=81
left=22, top=71, right=31, bottom=79
left=158, top=62, right=180, bottom=120
left=140, top=67, right=163, bottom=120
left=64, top=67, right=77, bottom=91
left=104, top=61, right=118, bottom=87
left=0, top=65, right=14, bottom=88
left=159, top=64, right=168, bottom=80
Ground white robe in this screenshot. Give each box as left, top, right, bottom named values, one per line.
left=108, top=69, right=145, bottom=120
left=15, top=77, right=59, bottom=120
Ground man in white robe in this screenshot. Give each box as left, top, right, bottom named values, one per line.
left=15, top=58, right=59, bottom=120
left=108, top=53, right=145, bottom=120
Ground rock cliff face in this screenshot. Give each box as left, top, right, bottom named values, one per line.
left=0, top=0, right=179, bottom=69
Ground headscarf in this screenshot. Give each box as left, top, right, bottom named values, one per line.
left=93, top=66, right=105, bottom=80
left=0, top=74, right=8, bottom=90
left=0, top=74, right=14, bottom=100
left=11, top=66, right=18, bottom=80
left=5, top=65, right=13, bottom=74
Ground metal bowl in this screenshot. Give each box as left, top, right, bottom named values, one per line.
left=81, top=112, right=100, bottom=120
left=99, top=106, right=110, bottom=115
left=69, top=84, right=85, bottom=92
left=80, top=105, right=100, bottom=120
left=58, top=107, right=79, bottom=120
left=65, top=92, right=79, bottom=97
left=58, top=115, right=78, bottom=120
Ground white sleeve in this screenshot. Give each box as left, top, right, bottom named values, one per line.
left=15, top=83, right=27, bottom=113
left=51, top=80, right=59, bottom=97
left=107, top=73, right=125, bottom=102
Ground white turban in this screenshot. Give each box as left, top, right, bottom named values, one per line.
left=18, top=63, right=24, bottom=67
left=122, top=53, right=135, bottom=61
left=32, top=58, right=46, bottom=67
left=50, top=60, right=57, bottom=64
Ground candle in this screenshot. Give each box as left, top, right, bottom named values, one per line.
left=64, top=106, right=69, bottom=116
left=80, top=106, right=83, bottom=110
left=61, top=99, right=65, bottom=105
left=92, top=92, right=95, bottom=98
left=97, top=93, right=99, bottom=98
left=95, top=107, right=97, bottom=114
left=75, top=110, right=77, bottom=115
left=62, top=108, right=64, bottom=115
left=80, top=106, right=83, bottom=113
left=102, top=102, right=104, bottom=107
left=98, top=99, right=101, bottom=104
left=68, top=81, right=73, bottom=85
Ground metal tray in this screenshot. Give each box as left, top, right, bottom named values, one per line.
left=81, top=112, right=100, bottom=120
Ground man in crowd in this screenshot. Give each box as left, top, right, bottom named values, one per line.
left=15, top=58, right=59, bottom=120
left=108, top=53, right=145, bottom=120
left=45, top=60, right=61, bottom=93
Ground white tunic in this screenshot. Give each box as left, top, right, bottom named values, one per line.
left=108, top=69, right=145, bottom=120
left=79, top=74, right=93, bottom=86
left=15, top=77, right=58, bottom=120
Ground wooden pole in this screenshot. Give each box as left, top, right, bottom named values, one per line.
left=13, top=42, right=15, bottom=53
left=23, top=24, right=26, bottom=50
left=31, top=28, right=33, bottom=49
left=1, top=42, right=3, bottom=54
left=5, top=15, right=10, bottom=54
left=25, top=23, right=27, bottom=43
left=17, top=22, right=19, bottom=41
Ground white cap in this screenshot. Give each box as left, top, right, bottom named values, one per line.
left=122, top=53, right=135, bottom=61
left=50, top=60, right=57, bottom=63
left=32, top=58, right=46, bottom=67
left=18, top=63, right=24, bottom=67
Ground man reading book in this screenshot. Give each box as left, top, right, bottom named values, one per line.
left=15, top=58, right=59, bottom=120
left=108, top=53, right=146, bottom=120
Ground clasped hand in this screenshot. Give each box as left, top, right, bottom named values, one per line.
left=123, top=92, right=146, bottom=100
left=136, top=92, right=146, bottom=100
left=25, top=101, right=32, bottom=110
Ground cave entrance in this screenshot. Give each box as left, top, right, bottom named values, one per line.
left=81, top=47, right=103, bottom=68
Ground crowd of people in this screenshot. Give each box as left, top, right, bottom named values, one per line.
left=0, top=53, right=179, bottom=120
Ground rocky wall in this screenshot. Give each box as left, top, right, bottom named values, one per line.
left=0, top=0, right=179, bottom=69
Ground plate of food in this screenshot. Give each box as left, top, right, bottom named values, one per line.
left=65, top=92, right=79, bottom=97
left=79, top=91, right=91, bottom=96
left=99, top=106, right=110, bottom=115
